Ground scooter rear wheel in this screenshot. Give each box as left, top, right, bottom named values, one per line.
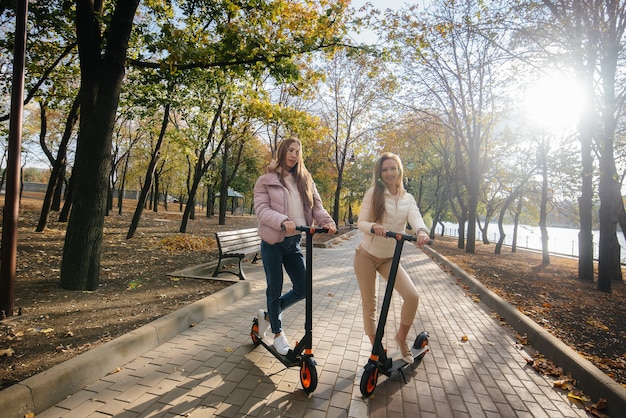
left=250, top=319, right=261, bottom=346
left=360, top=363, right=379, bottom=398
left=300, top=357, right=318, bottom=393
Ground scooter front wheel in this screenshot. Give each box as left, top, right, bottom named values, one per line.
left=250, top=319, right=261, bottom=346
left=300, top=357, right=318, bottom=393
left=360, top=362, right=379, bottom=398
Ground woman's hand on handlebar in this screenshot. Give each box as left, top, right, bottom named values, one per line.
left=416, top=231, right=431, bottom=247
left=285, top=222, right=336, bottom=234
left=371, top=224, right=387, bottom=237
left=281, top=220, right=296, bottom=233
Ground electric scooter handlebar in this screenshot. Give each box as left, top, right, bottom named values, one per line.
left=296, top=225, right=330, bottom=234
left=385, top=231, right=433, bottom=246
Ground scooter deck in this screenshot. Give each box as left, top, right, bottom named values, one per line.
left=384, top=344, right=430, bottom=374
left=252, top=329, right=300, bottom=367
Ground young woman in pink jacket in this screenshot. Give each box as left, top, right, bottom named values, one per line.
left=355, top=152, right=431, bottom=363
left=254, top=137, right=336, bottom=355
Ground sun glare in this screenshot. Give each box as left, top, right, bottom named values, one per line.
left=523, top=74, right=585, bottom=134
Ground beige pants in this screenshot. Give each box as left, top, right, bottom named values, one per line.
left=354, top=245, right=420, bottom=338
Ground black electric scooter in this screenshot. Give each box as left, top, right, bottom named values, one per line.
left=359, top=231, right=430, bottom=398
left=250, top=226, right=329, bottom=394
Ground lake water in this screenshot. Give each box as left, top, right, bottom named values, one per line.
left=436, top=222, right=626, bottom=262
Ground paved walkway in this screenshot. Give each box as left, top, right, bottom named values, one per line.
left=7, top=232, right=612, bottom=417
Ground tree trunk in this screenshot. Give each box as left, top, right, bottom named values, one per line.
left=51, top=167, right=65, bottom=212
left=58, top=173, right=74, bottom=222
left=181, top=153, right=206, bottom=232
left=578, top=85, right=595, bottom=281
left=106, top=185, right=113, bottom=215
left=597, top=132, right=622, bottom=291
left=456, top=212, right=467, bottom=250
left=36, top=96, right=78, bottom=232
left=615, top=199, right=626, bottom=243
left=118, top=151, right=130, bottom=215
left=180, top=99, right=225, bottom=232
left=597, top=165, right=620, bottom=292
left=152, top=173, right=159, bottom=213
left=332, top=150, right=347, bottom=226
left=448, top=186, right=466, bottom=250
left=465, top=131, right=481, bottom=254
left=60, top=0, right=139, bottom=290
left=479, top=220, right=490, bottom=244
left=539, top=138, right=550, bottom=266
left=219, top=146, right=229, bottom=225
left=495, top=192, right=520, bottom=255
left=207, top=183, right=215, bottom=218
left=511, top=196, right=523, bottom=253
left=127, top=102, right=170, bottom=239
left=597, top=30, right=623, bottom=291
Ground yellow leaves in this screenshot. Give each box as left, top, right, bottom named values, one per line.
left=109, top=367, right=123, bottom=375
left=566, top=392, right=611, bottom=418
left=127, top=280, right=143, bottom=290
left=158, top=235, right=215, bottom=252
left=27, top=327, right=54, bottom=334
left=534, top=354, right=609, bottom=416
left=553, top=377, right=575, bottom=391
left=585, top=318, right=610, bottom=332
left=0, top=348, right=14, bottom=357
left=567, top=391, right=591, bottom=403
left=6, top=330, right=24, bottom=340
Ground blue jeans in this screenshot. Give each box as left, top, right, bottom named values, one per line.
left=261, top=235, right=306, bottom=334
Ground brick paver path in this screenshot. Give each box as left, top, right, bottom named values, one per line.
left=38, top=233, right=588, bottom=417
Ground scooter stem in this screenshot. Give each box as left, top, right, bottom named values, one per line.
left=371, top=233, right=416, bottom=358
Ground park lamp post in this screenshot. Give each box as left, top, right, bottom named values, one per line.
left=0, top=0, right=29, bottom=319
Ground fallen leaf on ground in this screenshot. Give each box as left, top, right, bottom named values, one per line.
left=0, top=348, right=14, bottom=357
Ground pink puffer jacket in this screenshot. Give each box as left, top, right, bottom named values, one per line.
left=254, top=171, right=334, bottom=244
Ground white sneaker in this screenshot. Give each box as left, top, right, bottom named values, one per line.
left=257, top=309, right=271, bottom=337
left=274, top=333, right=290, bottom=355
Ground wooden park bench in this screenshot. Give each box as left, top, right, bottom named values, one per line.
left=213, top=228, right=261, bottom=280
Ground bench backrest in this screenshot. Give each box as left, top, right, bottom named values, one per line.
left=215, top=228, right=260, bottom=255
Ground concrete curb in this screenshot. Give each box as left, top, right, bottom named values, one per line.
left=0, top=280, right=252, bottom=418
left=424, top=246, right=626, bottom=417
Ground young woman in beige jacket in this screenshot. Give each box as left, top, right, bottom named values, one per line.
left=354, top=152, right=431, bottom=363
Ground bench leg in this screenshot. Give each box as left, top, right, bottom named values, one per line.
left=212, top=256, right=248, bottom=280
left=212, top=260, right=223, bottom=277
left=237, top=258, right=246, bottom=280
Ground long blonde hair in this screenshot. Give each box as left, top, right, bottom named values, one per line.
left=273, top=137, right=314, bottom=207
left=371, top=152, right=405, bottom=223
